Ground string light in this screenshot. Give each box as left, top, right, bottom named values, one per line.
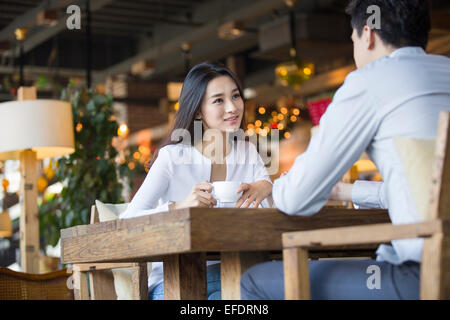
left=280, top=107, right=288, bottom=115
left=118, top=123, right=129, bottom=137
left=293, top=108, right=300, bottom=116
left=277, top=114, right=284, bottom=121
left=255, top=120, right=262, bottom=127
left=14, top=28, right=27, bottom=41
left=284, top=132, right=291, bottom=139
left=290, top=115, right=297, bottom=122
left=258, top=106, right=266, bottom=114
left=139, top=145, right=150, bottom=156
left=303, top=67, right=312, bottom=76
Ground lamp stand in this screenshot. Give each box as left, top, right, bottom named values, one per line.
left=18, top=86, right=40, bottom=274
left=19, top=149, right=39, bottom=273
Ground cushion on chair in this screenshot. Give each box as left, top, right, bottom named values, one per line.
left=94, top=200, right=128, bottom=221
left=95, top=200, right=151, bottom=300
left=393, top=137, right=435, bottom=222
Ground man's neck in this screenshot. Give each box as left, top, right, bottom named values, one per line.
left=371, top=44, right=398, bottom=63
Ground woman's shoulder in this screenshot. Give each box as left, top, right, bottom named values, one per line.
left=158, top=143, right=199, bottom=165
left=159, top=143, right=189, bottom=154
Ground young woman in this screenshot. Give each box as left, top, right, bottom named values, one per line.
left=120, top=62, right=273, bottom=300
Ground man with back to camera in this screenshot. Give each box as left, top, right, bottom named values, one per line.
left=240, top=0, right=450, bottom=299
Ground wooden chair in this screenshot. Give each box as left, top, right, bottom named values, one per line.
left=282, top=110, right=450, bottom=300
left=0, top=267, right=73, bottom=300
left=70, top=205, right=148, bottom=300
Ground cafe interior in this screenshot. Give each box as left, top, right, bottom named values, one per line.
left=0, top=0, right=449, bottom=300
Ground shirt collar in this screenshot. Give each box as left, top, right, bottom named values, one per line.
left=389, top=46, right=425, bottom=58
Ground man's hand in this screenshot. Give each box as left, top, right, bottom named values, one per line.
left=235, top=180, right=273, bottom=208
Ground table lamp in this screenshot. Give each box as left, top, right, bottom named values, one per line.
left=0, top=87, right=75, bottom=273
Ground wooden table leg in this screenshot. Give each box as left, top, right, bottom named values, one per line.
left=164, top=253, right=207, bottom=300
left=220, top=251, right=270, bottom=300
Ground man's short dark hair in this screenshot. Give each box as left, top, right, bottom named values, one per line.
left=345, top=0, right=431, bottom=50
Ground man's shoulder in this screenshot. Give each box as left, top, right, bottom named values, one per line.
left=355, top=49, right=450, bottom=78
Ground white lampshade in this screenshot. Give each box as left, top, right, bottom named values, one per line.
left=0, top=99, right=75, bottom=160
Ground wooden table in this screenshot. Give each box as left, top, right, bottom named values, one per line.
left=60, top=207, right=390, bottom=300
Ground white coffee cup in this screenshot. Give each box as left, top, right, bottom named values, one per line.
left=212, top=181, right=243, bottom=203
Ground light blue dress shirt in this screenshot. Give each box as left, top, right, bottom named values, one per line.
left=273, top=47, right=450, bottom=265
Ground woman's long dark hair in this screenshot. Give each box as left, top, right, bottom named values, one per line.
left=146, top=62, right=246, bottom=170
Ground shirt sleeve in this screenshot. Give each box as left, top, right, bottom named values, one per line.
left=352, top=180, right=388, bottom=209
left=120, top=147, right=171, bottom=219
left=272, top=71, right=380, bottom=216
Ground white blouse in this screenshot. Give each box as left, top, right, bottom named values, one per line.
left=120, top=140, right=272, bottom=291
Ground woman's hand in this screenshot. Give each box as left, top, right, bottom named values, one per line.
left=171, top=181, right=217, bottom=210
left=235, top=180, right=273, bottom=208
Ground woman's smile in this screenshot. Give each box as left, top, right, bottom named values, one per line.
left=224, top=114, right=239, bottom=125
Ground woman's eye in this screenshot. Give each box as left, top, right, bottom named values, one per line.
left=213, top=98, right=223, bottom=104
left=232, top=93, right=241, bottom=99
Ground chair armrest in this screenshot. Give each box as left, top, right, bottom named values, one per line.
left=282, top=220, right=445, bottom=249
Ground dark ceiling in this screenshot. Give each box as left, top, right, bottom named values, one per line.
left=0, top=0, right=449, bottom=101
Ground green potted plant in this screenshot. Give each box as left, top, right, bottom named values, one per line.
left=39, top=86, right=132, bottom=249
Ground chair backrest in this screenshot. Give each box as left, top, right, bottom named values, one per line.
left=428, top=111, right=450, bottom=221
left=88, top=201, right=150, bottom=300
left=394, top=110, right=450, bottom=222
left=87, top=204, right=118, bottom=300
left=0, top=267, right=73, bottom=300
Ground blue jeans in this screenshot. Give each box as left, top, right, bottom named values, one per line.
left=149, top=263, right=221, bottom=300
left=241, top=259, right=420, bottom=300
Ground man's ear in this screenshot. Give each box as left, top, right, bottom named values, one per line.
left=362, top=25, right=375, bottom=50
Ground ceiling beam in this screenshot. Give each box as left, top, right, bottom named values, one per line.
left=148, top=33, right=259, bottom=81
left=96, top=0, right=288, bottom=82
left=93, top=12, right=202, bottom=28
left=0, top=64, right=100, bottom=78
left=2, top=0, right=114, bottom=57
left=0, top=0, right=73, bottom=41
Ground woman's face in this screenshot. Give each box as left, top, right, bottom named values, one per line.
left=197, top=75, right=244, bottom=133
